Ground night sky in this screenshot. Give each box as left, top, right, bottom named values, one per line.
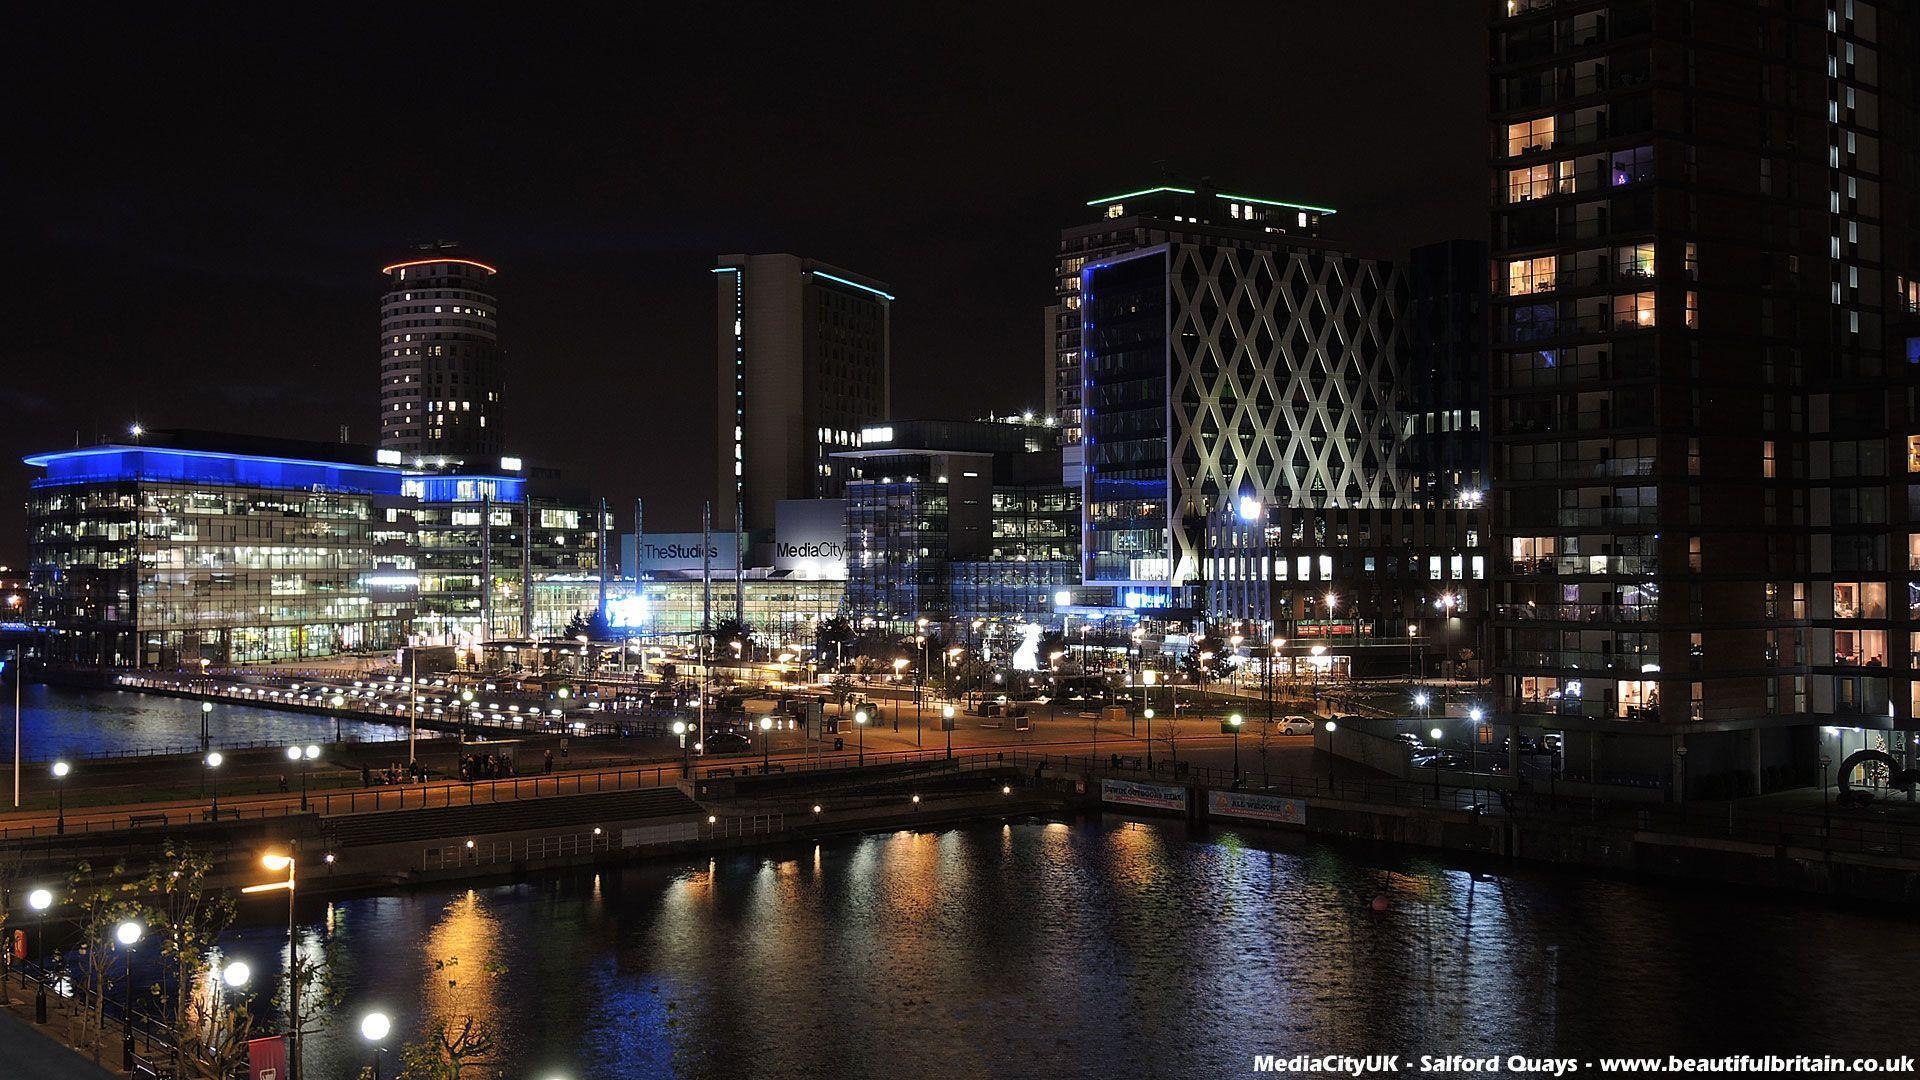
left=4, top=6, right=1485, bottom=564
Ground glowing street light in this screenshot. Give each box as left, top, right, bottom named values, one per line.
left=50, top=761, right=70, bottom=835
left=287, top=743, right=321, bottom=811
left=854, top=708, right=870, bottom=766
left=942, top=703, right=955, bottom=760
left=27, top=887, right=53, bottom=1023
left=361, top=1011, right=392, bottom=1080
left=204, top=751, right=224, bottom=820
left=114, top=920, right=142, bottom=1067
left=1228, top=713, right=1244, bottom=783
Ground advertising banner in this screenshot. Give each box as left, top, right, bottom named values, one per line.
left=1207, top=789, right=1309, bottom=826
left=1101, top=779, right=1187, bottom=812
left=624, top=532, right=738, bottom=575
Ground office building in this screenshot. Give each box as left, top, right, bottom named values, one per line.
left=836, top=418, right=1071, bottom=629
left=379, top=246, right=505, bottom=461
left=715, top=253, right=892, bottom=532
left=24, top=430, right=604, bottom=665
left=1080, top=238, right=1409, bottom=607
left=408, top=472, right=605, bottom=645
left=1054, top=182, right=1337, bottom=453
left=24, top=431, right=415, bottom=666
left=1490, top=0, right=1919, bottom=794
left=611, top=499, right=847, bottom=642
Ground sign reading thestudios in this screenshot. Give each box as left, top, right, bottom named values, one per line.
left=772, top=499, right=846, bottom=579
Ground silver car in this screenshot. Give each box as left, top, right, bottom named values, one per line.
left=1277, top=715, right=1317, bottom=735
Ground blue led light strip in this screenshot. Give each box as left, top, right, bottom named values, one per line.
left=809, top=270, right=895, bottom=302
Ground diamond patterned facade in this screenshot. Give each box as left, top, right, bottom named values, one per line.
left=1082, top=242, right=1408, bottom=608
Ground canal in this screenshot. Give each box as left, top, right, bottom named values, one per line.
left=205, top=816, right=1918, bottom=1079
left=14, top=684, right=406, bottom=761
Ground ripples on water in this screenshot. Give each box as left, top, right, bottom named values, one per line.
left=19, top=684, right=405, bottom=759
left=212, top=817, right=1918, bottom=1080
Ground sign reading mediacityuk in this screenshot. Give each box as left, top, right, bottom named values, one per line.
left=1207, top=789, right=1308, bottom=826
left=1101, top=778, right=1187, bottom=812
left=773, top=499, right=847, bottom=579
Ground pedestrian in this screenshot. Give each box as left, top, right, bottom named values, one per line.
left=361, top=764, right=372, bottom=788
left=544, top=749, right=554, bottom=774
left=278, top=774, right=289, bottom=794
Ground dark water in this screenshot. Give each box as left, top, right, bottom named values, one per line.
left=205, top=817, right=1918, bottom=1079
left=15, top=684, right=406, bottom=760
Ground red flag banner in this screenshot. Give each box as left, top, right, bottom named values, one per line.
left=248, top=1035, right=289, bottom=1080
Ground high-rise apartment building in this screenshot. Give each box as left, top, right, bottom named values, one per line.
left=1489, top=0, right=1918, bottom=794
left=1054, top=183, right=1337, bottom=454
left=715, top=254, right=892, bottom=533
left=379, top=246, right=505, bottom=461
left=1406, top=239, right=1492, bottom=506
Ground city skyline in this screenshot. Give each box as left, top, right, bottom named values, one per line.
left=2, top=5, right=1483, bottom=564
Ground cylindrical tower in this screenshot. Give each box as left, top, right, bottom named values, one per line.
left=378, top=251, right=503, bottom=462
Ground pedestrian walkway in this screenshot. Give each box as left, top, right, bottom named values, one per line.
left=0, top=989, right=121, bottom=1080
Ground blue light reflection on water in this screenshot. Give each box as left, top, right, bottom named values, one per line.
left=207, top=816, right=1920, bottom=1080
left=17, top=684, right=406, bottom=760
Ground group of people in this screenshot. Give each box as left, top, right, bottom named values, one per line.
left=458, top=752, right=516, bottom=781
left=360, top=760, right=426, bottom=786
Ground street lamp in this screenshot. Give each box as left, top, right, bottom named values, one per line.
left=941, top=704, right=955, bottom=760
left=672, top=721, right=690, bottom=777
left=114, top=919, right=142, bottom=1068
left=854, top=708, right=869, bottom=766
left=27, top=887, right=52, bottom=1023
left=204, top=751, right=224, bottom=820
left=1228, top=713, right=1243, bottom=783
left=361, top=1011, right=392, bottom=1080
left=245, top=849, right=301, bottom=1074
left=759, top=715, right=773, bottom=775
left=51, top=761, right=69, bottom=835
left=287, top=744, right=320, bottom=811
left=200, top=700, right=213, bottom=754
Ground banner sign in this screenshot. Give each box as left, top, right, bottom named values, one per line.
left=773, top=499, right=847, bottom=579
left=1101, top=779, right=1187, bottom=812
left=248, top=1035, right=288, bottom=1080
left=1207, top=789, right=1309, bottom=826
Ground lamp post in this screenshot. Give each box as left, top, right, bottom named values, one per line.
left=287, top=744, right=319, bottom=811
left=1228, top=713, right=1243, bottom=784
left=1429, top=726, right=1446, bottom=798
left=27, top=887, right=52, bottom=1023
left=1141, top=668, right=1155, bottom=742
left=1819, top=753, right=1833, bottom=835
left=1467, top=706, right=1484, bottom=777
left=51, top=761, right=69, bottom=835
left=360, top=1011, right=391, bottom=1080
left=942, top=704, right=954, bottom=760
left=204, top=751, right=224, bottom=820
left=214, top=960, right=251, bottom=1053
left=672, top=721, right=690, bottom=778
left=246, top=848, right=301, bottom=1077
left=854, top=708, right=869, bottom=767
left=200, top=700, right=213, bottom=756
left=115, top=919, right=142, bottom=1068
left=759, top=715, right=773, bottom=775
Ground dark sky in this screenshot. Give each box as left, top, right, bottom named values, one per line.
left=3, top=5, right=1485, bottom=563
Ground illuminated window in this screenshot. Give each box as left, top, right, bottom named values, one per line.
left=1613, top=292, right=1656, bottom=328
left=1613, top=243, right=1655, bottom=280
left=1763, top=440, right=1777, bottom=478
left=1507, top=162, right=1571, bottom=202
left=1506, top=117, right=1556, bottom=157
left=1684, top=291, right=1699, bottom=329
left=1508, top=256, right=1557, bottom=295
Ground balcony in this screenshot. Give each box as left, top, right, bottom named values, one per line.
left=1494, top=603, right=1661, bottom=624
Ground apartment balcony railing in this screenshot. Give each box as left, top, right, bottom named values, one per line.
left=1494, top=603, right=1661, bottom=624
left=1503, top=555, right=1659, bottom=578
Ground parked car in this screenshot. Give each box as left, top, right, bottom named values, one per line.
left=1412, top=750, right=1470, bottom=770
left=701, top=731, right=752, bottom=754
left=1277, top=716, right=1317, bottom=735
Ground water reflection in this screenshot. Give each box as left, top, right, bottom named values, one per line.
left=216, top=817, right=1917, bottom=1079
left=20, top=684, right=405, bottom=759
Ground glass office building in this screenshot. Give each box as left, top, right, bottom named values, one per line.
left=25, top=436, right=410, bottom=666
left=25, top=430, right=604, bottom=666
